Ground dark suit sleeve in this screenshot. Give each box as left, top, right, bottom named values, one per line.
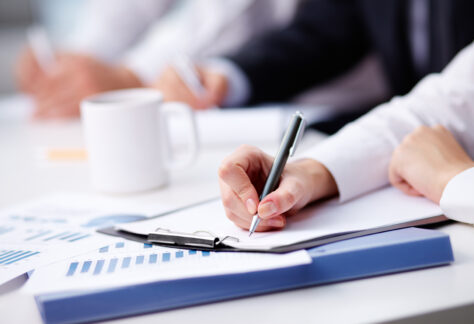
left=226, top=0, right=371, bottom=105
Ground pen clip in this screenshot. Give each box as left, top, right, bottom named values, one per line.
left=289, top=112, right=306, bottom=157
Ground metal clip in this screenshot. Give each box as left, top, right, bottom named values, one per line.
left=148, top=228, right=218, bottom=248
left=147, top=228, right=239, bottom=249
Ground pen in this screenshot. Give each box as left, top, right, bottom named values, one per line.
left=27, top=25, right=56, bottom=73
left=173, top=55, right=207, bottom=99
left=249, top=111, right=306, bottom=236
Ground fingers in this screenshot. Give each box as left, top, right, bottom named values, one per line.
left=16, top=47, right=45, bottom=93
left=258, top=175, right=305, bottom=219
left=199, top=67, right=227, bottom=107
left=154, top=66, right=205, bottom=109
left=220, top=180, right=285, bottom=231
left=388, top=143, right=423, bottom=197
left=218, top=145, right=286, bottom=232
left=388, top=165, right=422, bottom=197
left=218, top=145, right=268, bottom=214
left=154, top=65, right=225, bottom=110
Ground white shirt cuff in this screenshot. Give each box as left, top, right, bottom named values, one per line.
left=299, top=126, right=393, bottom=202
left=440, top=167, right=474, bottom=225
left=201, top=58, right=251, bottom=107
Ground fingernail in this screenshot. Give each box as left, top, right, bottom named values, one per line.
left=246, top=199, right=257, bottom=214
left=267, top=217, right=284, bottom=227
left=259, top=201, right=277, bottom=218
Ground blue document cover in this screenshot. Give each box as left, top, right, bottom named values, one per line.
left=35, top=227, right=453, bottom=324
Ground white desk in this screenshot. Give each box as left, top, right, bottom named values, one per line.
left=1, top=95, right=474, bottom=324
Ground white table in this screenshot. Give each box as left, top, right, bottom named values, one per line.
left=1, top=95, right=474, bottom=324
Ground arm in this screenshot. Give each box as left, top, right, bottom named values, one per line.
left=64, top=0, right=174, bottom=62
left=218, top=42, right=474, bottom=231
left=387, top=124, right=474, bottom=223
left=302, top=42, right=474, bottom=201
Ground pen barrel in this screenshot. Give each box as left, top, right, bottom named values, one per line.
left=259, top=155, right=289, bottom=200
left=259, top=114, right=304, bottom=200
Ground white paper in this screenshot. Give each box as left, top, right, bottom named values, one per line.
left=0, top=193, right=171, bottom=285
left=22, top=240, right=311, bottom=294
left=168, top=107, right=285, bottom=147
left=119, top=186, right=443, bottom=251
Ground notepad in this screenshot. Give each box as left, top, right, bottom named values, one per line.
left=116, top=186, right=446, bottom=252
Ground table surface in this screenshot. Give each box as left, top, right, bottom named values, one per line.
left=1, top=95, right=474, bottom=324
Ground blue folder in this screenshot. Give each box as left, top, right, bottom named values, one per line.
left=35, top=227, right=453, bottom=324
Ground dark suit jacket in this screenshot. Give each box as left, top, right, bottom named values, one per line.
left=227, top=0, right=474, bottom=105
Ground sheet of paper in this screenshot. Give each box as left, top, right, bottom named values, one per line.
left=22, top=239, right=311, bottom=294
left=168, top=107, right=285, bottom=147
left=0, top=193, right=171, bottom=285
left=118, top=186, right=443, bottom=251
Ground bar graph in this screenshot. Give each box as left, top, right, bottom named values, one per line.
left=9, top=214, right=67, bottom=224
left=0, top=249, right=40, bottom=266
left=0, top=192, right=166, bottom=286
left=22, top=229, right=91, bottom=243
left=65, top=249, right=210, bottom=277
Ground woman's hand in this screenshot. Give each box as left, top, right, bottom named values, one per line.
left=16, top=47, right=46, bottom=94
left=389, top=125, right=474, bottom=203
left=32, top=54, right=143, bottom=119
left=218, top=145, right=338, bottom=232
left=152, top=65, right=227, bottom=110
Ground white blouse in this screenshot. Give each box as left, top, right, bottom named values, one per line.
left=302, top=42, right=474, bottom=224
left=440, top=167, right=474, bottom=224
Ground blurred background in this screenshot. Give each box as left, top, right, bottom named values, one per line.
left=0, top=0, right=31, bottom=93
left=0, top=0, right=389, bottom=114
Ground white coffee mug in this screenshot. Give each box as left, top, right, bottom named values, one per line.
left=81, top=88, right=199, bottom=193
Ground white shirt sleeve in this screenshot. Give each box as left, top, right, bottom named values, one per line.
left=301, top=42, right=474, bottom=202
left=63, top=0, right=174, bottom=63
left=123, top=0, right=299, bottom=89
left=440, top=167, right=474, bottom=225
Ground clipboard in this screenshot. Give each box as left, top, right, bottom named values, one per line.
left=100, top=186, right=451, bottom=253
left=101, top=215, right=449, bottom=252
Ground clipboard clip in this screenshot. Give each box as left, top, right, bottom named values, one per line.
left=147, top=228, right=239, bottom=249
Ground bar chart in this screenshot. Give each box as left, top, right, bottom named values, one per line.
left=24, top=240, right=310, bottom=295
left=61, top=241, right=212, bottom=277
left=66, top=247, right=210, bottom=277
left=24, top=229, right=91, bottom=243
left=0, top=193, right=171, bottom=285
left=0, top=249, right=40, bottom=266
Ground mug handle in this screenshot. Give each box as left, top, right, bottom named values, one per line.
left=160, top=102, right=199, bottom=170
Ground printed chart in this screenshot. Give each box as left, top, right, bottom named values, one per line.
left=0, top=193, right=170, bottom=285
left=24, top=241, right=311, bottom=294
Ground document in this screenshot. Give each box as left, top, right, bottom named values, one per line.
left=0, top=193, right=172, bottom=285
left=22, top=239, right=311, bottom=294
left=168, top=107, right=285, bottom=147
left=118, top=186, right=444, bottom=251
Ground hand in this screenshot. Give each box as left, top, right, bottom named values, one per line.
left=218, top=145, right=338, bottom=232
left=33, top=54, right=143, bottom=119
left=15, top=47, right=47, bottom=94
left=153, top=65, right=227, bottom=110
left=389, top=125, right=474, bottom=203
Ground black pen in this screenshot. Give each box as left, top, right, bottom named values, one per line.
left=249, top=111, right=306, bottom=236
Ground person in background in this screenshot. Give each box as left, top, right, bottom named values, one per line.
left=16, top=0, right=301, bottom=119
left=217, top=42, right=474, bottom=232
left=155, top=0, right=474, bottom=114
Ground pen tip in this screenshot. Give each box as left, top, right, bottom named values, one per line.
left=248, top=232, right=253, bottom=237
